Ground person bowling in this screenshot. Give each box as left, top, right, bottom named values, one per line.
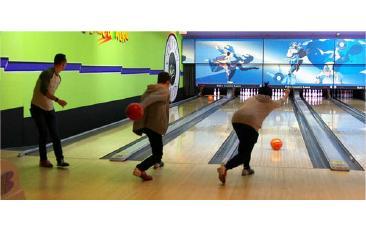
left=217, top=83, right=290, bottom=184
left=132, top=72, right=171, bottom=181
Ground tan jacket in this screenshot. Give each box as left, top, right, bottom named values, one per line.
left=133, top=84, right=170, bottom=135
left=232, top=94, right=286, bottom=131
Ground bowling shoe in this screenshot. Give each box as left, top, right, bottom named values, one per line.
left=153, top=161, right=164, bottom=169
left=217, top=164, right=227, bottom=184
left=133, top=167, right=153, bottom=181
left=242, top=168, right=255, bottom=176
left=39, top=160, right=53, bottom=168
left=57, top=159, right=70, bottom=167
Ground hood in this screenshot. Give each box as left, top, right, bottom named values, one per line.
left=145, top=84, right=167, bottom=93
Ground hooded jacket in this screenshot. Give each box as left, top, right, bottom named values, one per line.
left=232, top=94, right=286, bottom=131
left=133, top=84, right=170, bottom=136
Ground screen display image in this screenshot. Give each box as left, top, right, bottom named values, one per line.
left=195, top=39, right=262, bottom=85
left=263, top=64, right=336, bottom=86
left=264, top=39, right=335, bottom=66
left=195, top=39, right=263, bottom=64
left=196, top=63, right=262, bottom=85
left=182, top=39, right=195, bottom=64
left=194, top=38, right=365, bottom=88
left=333, top=65, right=366, bottom=86
left=335, top=39, right=366, bottom=65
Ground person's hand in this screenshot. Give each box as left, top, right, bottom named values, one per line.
left=57, top=99, right=67, bottom=107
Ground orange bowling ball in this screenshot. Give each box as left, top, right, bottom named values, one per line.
left=126, top=103, right=144, bottom=121
left=270, top=138, right=283, bottom=151
left=208, top=95, right=214, bottom=101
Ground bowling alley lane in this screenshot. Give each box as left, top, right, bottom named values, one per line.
left=161, top=98, right=241, bottom=164
left=40, top=97, right=211, bottom=160
left=339, top=98, right=366, bottom=113
left=249, top=100, right=313, bottom=169
left=162, top=97, right=314, bottom=168
left=311, top=99, right=366, bottom=169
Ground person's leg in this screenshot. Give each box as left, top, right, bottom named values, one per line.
left=134, top=129, right=163, bottom=181
left=241, top=125, right=259, bottom=175
left=136, top=129, right=163, bottom=171
left=45, top=110, right=69, bottom=167
left=217, top=123, right=258, bottom=183
left=150, top=130, right=164, bottom=169
left=224, top=123, right=252, bottom=170
left=30, top=105, right=52, bottom=167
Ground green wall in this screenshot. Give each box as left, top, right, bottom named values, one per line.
left=0, top=32, right=184, bottom=117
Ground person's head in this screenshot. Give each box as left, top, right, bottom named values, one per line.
left=54, top=53, right=67, bottom=72
left=258, top=82, right=272, bottom=97
left=227, top=52, right=231, bottom=56
left=157, top=71, right=171, bottom=88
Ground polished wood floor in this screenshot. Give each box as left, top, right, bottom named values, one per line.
left=1, top=147, right=364, bottom=200
left=313, top=99, right=366, bottom=169
left=1, top=97, right=365, bottom=200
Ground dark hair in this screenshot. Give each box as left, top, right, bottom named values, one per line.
left=54, top=54, right=67, bottom=65
left=157, top=71, right=171, bottom=84
left=227, top=52, right=231, bottom=56
left=258, top=82, right=272, bottom=97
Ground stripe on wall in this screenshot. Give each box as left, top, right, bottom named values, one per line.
left=0, top=57, right=183, bottom=76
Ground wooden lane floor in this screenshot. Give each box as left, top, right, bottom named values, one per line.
left=161, top=98, right=313, bottom=169
left=35, top=97, right=211, bottom=160
left=3, top=97, right=364, bottom=200
left=1, top=153, right=364, bottom=199
left=160, top=98, right=242, bottom=164
left=339, top=98, right=366, bottom=113
left=250, top=100, right=313, bottom=169
left=311, top=99, right=366, bottom=169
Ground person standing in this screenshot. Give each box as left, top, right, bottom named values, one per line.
left=30, top=53, right=69, bottom=168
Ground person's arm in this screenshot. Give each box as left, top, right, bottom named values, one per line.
left=273, top=89, right=290, bottom=108
left=39, top=70, right=67, bottom=107
left=141, top=89, right=169, bottom=108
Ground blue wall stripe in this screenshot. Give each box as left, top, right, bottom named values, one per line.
left=80, top=65, right=122, bottom=73
left=122, top=68, right=150, bottom=74
left=5, top=62, right=53, bottom=71
left=149, top=69, right=163, bottom=75
left=65, top=63, right=82, bottom=71
left=1, top=57, right=9, bottom=68
left=0, top=58, right=181, bottom=77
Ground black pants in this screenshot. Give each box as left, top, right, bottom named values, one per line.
left=136, top=128, right=163, bottom=171
left=225, top=123, right=259, bottom=170
left=30, top=104, right=64, bottom=161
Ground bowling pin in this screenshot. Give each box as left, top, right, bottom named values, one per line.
left=214, top=88, right=217, bottom=97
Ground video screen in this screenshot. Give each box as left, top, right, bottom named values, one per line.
left=182, top=39, right=195, bottom=64
left=335, top=39, right=366, bottom=65
left=263, top=64, right=335, bottom=86
left=264, top=39, right=335, bottom=65
left=333, top=65, right=366, bottom=86
left=194, top=38, right=365, bottom=87
left=196, top=63, right=262, bottom=85
left=195, top=39, right=263, bottom=64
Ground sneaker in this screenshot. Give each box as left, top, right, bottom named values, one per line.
left=217, top=164, right=227, bottom=184
left=133, top=167, right=153, bottom=181
left=57, top=159, right=69, bottom=167
left=153, top=161, right=164, bottom=169
left=242, top=168, right=255, bottom=176
left=39, top=160, right=53, bottom=168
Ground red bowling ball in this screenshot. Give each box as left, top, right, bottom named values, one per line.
left=270, top=138, right=283, bottom=151
left=126, top=103, right=144, bottom=121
